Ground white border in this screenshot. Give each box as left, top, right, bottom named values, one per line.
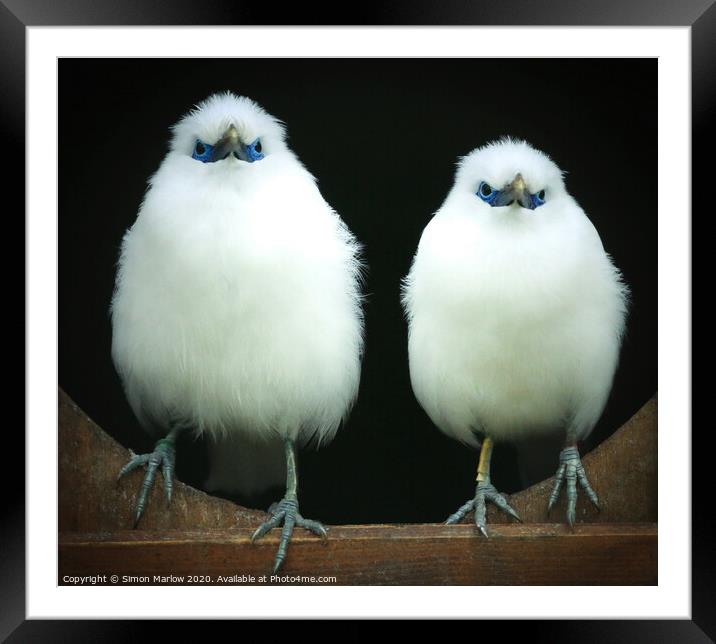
left=27, top=27, right=691, bottom=619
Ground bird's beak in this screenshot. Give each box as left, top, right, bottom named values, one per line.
left=211, top=124, right=249, bottom=162
left=493, top=173, right=532, bottom=209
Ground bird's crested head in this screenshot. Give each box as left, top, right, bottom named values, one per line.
left=454, top=138, right=567, bottom=213
left=169, top=91, right=289, bottom=166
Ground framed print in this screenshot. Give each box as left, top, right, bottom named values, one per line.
left=10, top=0, right=705, bottom=639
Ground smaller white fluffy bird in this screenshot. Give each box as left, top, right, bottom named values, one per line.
left=402, top=138, right=628, bottom=533
left=111, top=92, right=364, bottom=571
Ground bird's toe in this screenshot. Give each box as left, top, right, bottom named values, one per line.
left=548, top=445, right=599, bottom=527
left=296, top=515, right=328, bottom=539
left=251, top=496, right=327, bottom=573
left=445, top=498, right=476, bottom=525
left=117, top=438, right=178, bottom=528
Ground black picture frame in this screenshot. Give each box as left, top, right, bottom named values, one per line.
left=7, top=0, right=705, bottom=639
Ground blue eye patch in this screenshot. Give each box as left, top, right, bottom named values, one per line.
left=531, top=190, right=546, bottom=208
left=245, top=138, right=264, bottom=162
left=192, top=140, right=214, bottom=162
left=191, top=137, right=265, bottom=164
left=477, top=181, right=546, bottom=210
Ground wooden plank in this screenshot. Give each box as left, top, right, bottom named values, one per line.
left=59, top=523, right=656, bottom=586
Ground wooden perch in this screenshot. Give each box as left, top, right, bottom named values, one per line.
left=58, top=388, right=657, bottom=585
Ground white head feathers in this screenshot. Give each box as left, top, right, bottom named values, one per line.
left=453, top=137, right=567, bottom=204
left=170, top=91, right=290, bottom=159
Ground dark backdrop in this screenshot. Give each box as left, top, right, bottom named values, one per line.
left=58, top=58, right=657, bottom=524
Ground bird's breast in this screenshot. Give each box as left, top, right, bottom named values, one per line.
left=404, top=215, right=625, bottom=442
left=111, top=185, right=363, bottom=439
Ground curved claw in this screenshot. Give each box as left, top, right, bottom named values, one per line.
left=486, top=487, right=522, bottom=523
left=576, top=461, right=600, bottom=510
left=446, top=481, right=520, bottom=536
left=251, top=512, right=285, bottom=542
left=117, top=438, right=177, bottom=528
left=117, top=453, right=149, bottom=484
left=251, top=496, right=327, bottom=573
left=547, top=463, right=566, bottom=514
left=274, top=510, right=297, bottom=573
left=565, top=460, right=578, bottom=528
left=474, top=490, right=488, bottom=535
left=549, top=446, right=600, bottom=527
left=475, top=502, right=489, bottom=538
left=162, top=458, right=174, bottom=506
left=297, top=515, right=329, bottom=539
left=134, top=457, right=158, bottom=526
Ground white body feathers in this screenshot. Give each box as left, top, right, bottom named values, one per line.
left=111, top=94, right=363, bottom=492
left=402, top=140, right=628, bottom=447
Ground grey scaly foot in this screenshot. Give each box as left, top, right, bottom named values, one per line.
left=445, top=480, right=521, bottom=537
left=251, top=495, right=328, bottom=573
left=445, top=436, right=520, bottom=536
left=117, top=431, right=179, bottom=527
left=547, top=445, right=600, bottom=527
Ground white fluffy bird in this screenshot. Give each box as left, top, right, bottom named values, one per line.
left=402, top=138, right=628, bottom=532
left=111, top=92, right=364, bottom=571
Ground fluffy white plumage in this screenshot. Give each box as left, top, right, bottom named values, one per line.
left=402, top=138, right=628, bottom=449
left=111, top=92, right=364, bottom=495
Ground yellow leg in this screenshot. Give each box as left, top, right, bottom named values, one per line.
left=476, top=437, right=493, bottom=483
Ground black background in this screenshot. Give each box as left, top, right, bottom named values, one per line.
left=59, top=58, right=657, bottom=524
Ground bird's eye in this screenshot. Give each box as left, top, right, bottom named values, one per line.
left=531, top=189, right=547, bottom=208
left=477, top=181, right=497, bottom=204
left=245, top=138, right=265, bottom=163
left=192, top=139, right=214, bottom=163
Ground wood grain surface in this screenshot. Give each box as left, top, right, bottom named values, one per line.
left=58, top=388, right=657, bottom=585
left=59, top=523, right=656, bottom=585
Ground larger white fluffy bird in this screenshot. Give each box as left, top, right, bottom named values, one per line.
left=402, top=138, right=628, bottom=532
left=111, top=92, right=364, bottom=571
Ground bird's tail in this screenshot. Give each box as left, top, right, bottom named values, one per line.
left=204, top=433, right=286, bottom=497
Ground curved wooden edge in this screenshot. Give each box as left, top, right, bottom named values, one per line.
left=486, top=396, right=657, bottom=524
left=59, top=388, right=657, bottom=532
left=59, top=388, right=267, bottom=532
